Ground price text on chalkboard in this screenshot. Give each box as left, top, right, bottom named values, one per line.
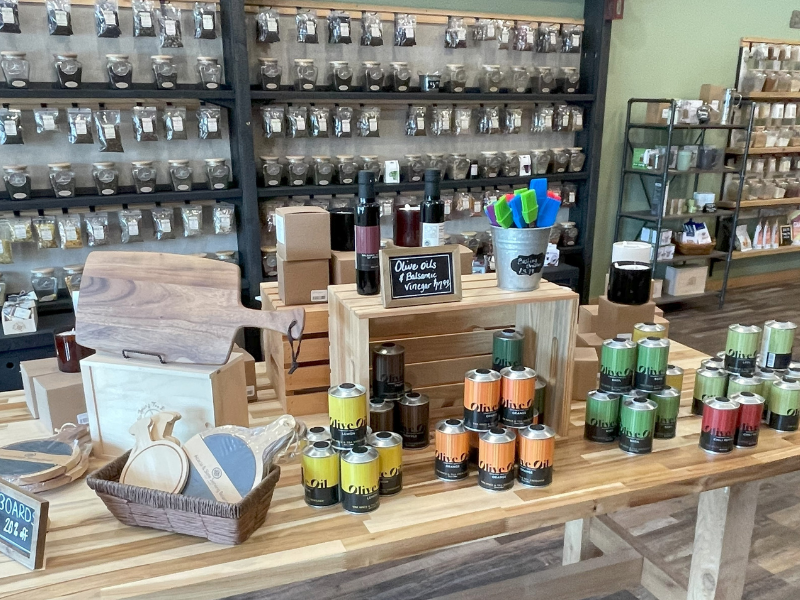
left=379, top=245, right=462, bottom=308
left=0, top=479, right=48, bottom=570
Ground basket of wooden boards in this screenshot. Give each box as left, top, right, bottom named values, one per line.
left=675, top=239, right=715, bottom=255
left=86, top=452, right=280, bottom=545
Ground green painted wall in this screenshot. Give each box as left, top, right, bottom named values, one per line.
left=594, top=0, right=800, bottom=297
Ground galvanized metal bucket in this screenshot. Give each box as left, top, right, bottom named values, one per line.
left=491, top=226, right=551, bottom=291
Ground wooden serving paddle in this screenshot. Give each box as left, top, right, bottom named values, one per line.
left=75, top=251, right=305, bottom=367
left=120, top=415, right=189, bottom=494
left=0, top=425, right=87, bottom=484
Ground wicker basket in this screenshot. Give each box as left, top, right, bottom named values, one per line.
left=675, top=240, right=715, bottom=256
left=86, top=451, right=281, bottom=545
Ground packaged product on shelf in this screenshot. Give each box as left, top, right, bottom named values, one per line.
left=551, top=148, right=570, bottom=173
left=258, top=57, right=281, bottom=90
left=562, top=24, right=583, bottom=53
left=119, top=209, right=144, bottom=243
left=286, top=105, right=308, bottom=138
left=357, top=106, right=380, bottom=137
left=95, top=110, right=123, bottom=152
left=405, top=105, right=426, bottom=136
left=361, top=11, right=383, bottom=46
left=496, top=19, right=513, bottom=49
left=193, top=2, right=216, bottom=39
left=570, top=106, right=584, bottom=131
left=503, top=106, right=523, bottom=134
left=312, top=156, right=334, bottom=185
left=296, top=8, right=318, bottom=43
left=256, top=7, right=280, bottom=43
left=454, top=106, right=471, bottom=135
left=151, top=55, right=178, bottom=89
left=479, top=151, right=502, bottom=177
left=7, top=217, right=32, bottom=243
left=151, top=207, right=175, bottom=240
left=205, top=158, right=229, bottom=189
left=500, top=150, right=520, bottom=176
left=394, top=13, right=416, bottom=47
left=532, top=104, right=554, bottom=133
left=0, top=226, right=11, bottom=263
left=419, top=71, right=441, bottom=92
left=1, top=52, right=28, bottom=87
left=197, top=57, right=222, bottom=89
left=131, top=160, right=157, bottom=193
left=163, top=105, right=187, bottom=140
left=85, top=212, right=109, bottom=246
left=309, top=107, right=330, bottom=138
left=106, top=54, right=132, bottom=89
left=0, top=0, right=21, bottom=33
left=0, top=108, right=22, bottom=145
left=532, top=66, right=556, bottom=93
left=197, top=106, right=221, bottom=139
left=444, top=64, right=467, bottom=93
left=58, top=214, right=83, bottom=248
left=513, top=21, right=536, bottom=51
left=261, top=156, right=283, bottom=186
left=46, top=0, right=72, bottom=35
left=168, top=159, right=193, bottom=191
left=95, top=0, right=120, bottom=38
left=429, top=105, right=452, bottom=136
left=181, top=204, right=203, bottom=236
left=538, top=22, right=561, bottom=53
left=473, top=18, right=497, bottom=41
left=445, top=16, right=467, bottom=49
left=510, top=65, right=530, bottom=93
left=132, top=0, right=155, bottom=36
left=735, top=224, right=753, bottom=251
left=3, top=165, right=30, bottom=199
left=54, top=53, right=81, bottom=88
left=213, top=203, right=234, bottom=234
left=531, top=149, right=551, bottom=175
left=477, top=105, right=501, bottom=135
left=329, top=60, right=353, bottom=90
left=92, top=162, right=119, bottom=195
left=554, top=104, right=571, bottom=132
left=158, top=2, right=183, bottom=47
left=327, top=10, right=351, bottom=44
left=333, top=106, right=353, bottom=137
left=33, top=215, right=58, bottom=249
left=260, top=106, right=283, bottom=138
left=132, top=105, right=158, bottom=142
left=561, top=182, right=578, bottom=207
left=48, top=163, right=76, bottom=197
left=286, top=156, right=309, bottom=186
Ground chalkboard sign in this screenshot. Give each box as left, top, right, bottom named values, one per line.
left=0, top=479, right=48, bottom=570
left=379, top=245, right=462, bottom=308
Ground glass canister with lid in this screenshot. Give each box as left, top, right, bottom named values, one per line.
left=426, top=153, right=447, bottom=173
left=559, top=221, right=579, bottom=247
left=558, top=67, right=580, bottom=93
left=54, top=53, right=82, bottom=88
left=480, top=65, right=503, bottom=93
left=92, top=162, right=119, bottom=195
left=293, top=58, right=317, bottom=91
left=329, top=60, right=353, bottom=91
left=551, top=148, right=570, bottom=173
left=106, top=54, right=132, bottom=89
left=287, top=156, right=309, bottom=186
left=31, top=268, right=58, bottom=302
left=205, top=158, right=230, bottom=190
left=447, top=153, right=470, bottom=180
left=568, top=147, right=586, bottom=172
left=444, top=64, right=467, bottom=93
left=63, top=264, right=83, bottom=295
left=261, top=156, right=283, bottom=186
left=360, top=155, right=382, bottom=179
left=389, top=62, right=411, bottom=92
left=131, top=160, right=157, bottom=193
left=532, top=66, right=555, bottom=93
left=261, top=246, right=278, bottom=278
left=259, top=58, right=282, bottom=90
left=3, top=165, right=31, bottom=199
left=168, top=159, right=193, bottom=191
left=510, top=66, right=529, bottom=93
left=312, top=156, right=334, bottom=185
left=361, top=61, right=384, bottom=91
left=48, top=163, right=76, bottom=197
left=151, top=55, right=178, bottom=89
left=1, top=51, right=29, bottom=88
left=531, top=149, right=551, bottom=174
left=501, top=150, right=520, bottom=177
left=403, top=154, right=425, bottom=182
left=197, top=57, right=222, bottom=89
left=336, top=155, right=358, bottom=184
left=479, top=151, right=502, bottom=177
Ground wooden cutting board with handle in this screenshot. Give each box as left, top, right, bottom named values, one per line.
left=75, top=251, right=305, bottom=366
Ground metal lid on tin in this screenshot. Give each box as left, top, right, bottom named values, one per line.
left=588, top=389, right=621, bottom=401
left=400, top=391, right=429, bottom=406
left=765, top=320, right=797, bottom=331
left=729, top=391, right=765, bottom=405
left=303, top=440, right=336, bottom=458
left=369, top=397, right=394, bottom=412
left=729, top=323, right=762, bottom=334
left=368, top=430, right=402, bottom=447
left=777, top=377, right=800, bottom=391
left=729, top=375, right=759, bottom=385
left=650, top=386, right=680, bottom=399
left=606, top=337, right=636, bottom=349
left=666, top=364, right=683, bottom=373
left=698, top=366, right=726, bottom=377
left=625, top=397, right=657, bottom=410
left=480, top=426, right=516, bottom=443
left=372, top=342, right=405, bottom=356
left=703, top=396, right=739, bottom=410
left=535, top=379, right=546, bottom=390
left=501, top=365, right=536, bottom=379
left=308, top=425, right=329, bottom=435
left=495, top=328, right=523, bottom=340
left=437, top=418, right=466, bottom=434
left=638, top=336, right=669, bottom=348
left=342, top=445, right=379, bottom=464
left=329, top=382, right=366, bottom=397
left=519, top=423, right=555, bottom=440
left=468, top=368, right=501, bottom=382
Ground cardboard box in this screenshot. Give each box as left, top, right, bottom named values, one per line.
left=233, top=344, right=257, bottom=400
left=275, top=206, right=331, bottom=261
left=20, top=357, right=59, bottom=419
left=700, top=84, right=726, bottom=123
left=653, top=279, right=664, bottom=300
left=664, top=265, right=707, bottom=297
left=459, top=245, right=474, bottom=275
left=572, top=347, right=599, bottom=400
left=576, top=332, right=604, bottom=352
left=641, top=227, right=672, bottom=246
left=595, top=295, right=656, bottom=340
left=2, top=295, right=38, bottom=335
left=32, top=371, right=86, bottom=434
left=655, top=244, right=676, bottom=262
left=654, top=315, right=670, bottom=338
left=646, top=102, right=672, bottom=125
left=331, top=250, right=356, bottom=285
left=578, top=304, right=598, bottom=334
left=278, top=257, right=330, bottom=306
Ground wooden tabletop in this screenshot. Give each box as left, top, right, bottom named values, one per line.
left=4, top=341, right=800, bottom=600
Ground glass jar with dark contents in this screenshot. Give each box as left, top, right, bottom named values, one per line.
left=329, top=60, right=353, bottom=91
left=31, top=268, right=58, bottom=302
left=106, top=54, right=132, bottom=89
left=205, top=158, right=230, bottom=190
left=510, top=66, right=529, bottom=93
left=404, top=154, right=425, bottom=182
left=389, top=62, right=411, bottom=91
left=531, top=149, right=551, bottom=174
left=168, top=159, right=193, bottom=191
left=558, top=67, right=580, bottom=93
left=336, top=155, right=358, bottom=184
left=532, top=66, right=555, bottom=93
left=559, top=221, right=578, bottom=246
left=92, top=162, right=119, bottom=195
left=293, top=58, right=317, bottom=91
left=151, top=55, right=177, bottom=89
left=197, top=56, right=222, bottom=89
left=3, top=165, right=30, bottom=199
left=48, top=163, right=76, bottom=197
left=312, top=156, right=334, bottom=186
left=479, top=151, right=502, bottom=178
left=568, top=147, right=585, bottom=172
left=63, top=264, right=83, bottom=295
left=286, top=156, right=309, bottom=186
left=261, top=156, right=284, bottom=186
left=131, top=160, right=157, bottom=193
left=360, top=155, right=381, bottom=179
left=54, top=53, right=82, bottom=89
left=259, top=57, right=281, bottom=90
left=361, top=61, right=383, bottom=91
left=501, top=150, right=520, bottom=177
left=1, top=51, right=29, bottom=88
left=444, top=64, right=467, bottom=93
left=427, top=153, right=447, bottom=173
left=447, top=153, right=470, bottom=180
left=551, top=148, right=570, bottom=173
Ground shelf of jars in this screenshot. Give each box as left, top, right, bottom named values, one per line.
left=251, top=87, right=594, bottom=104
left=0, top=82, right=236, bottom=103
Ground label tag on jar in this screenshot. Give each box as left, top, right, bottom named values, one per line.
left=526, top=30, right=534, bottom=44
left=165, top=19, right=176, bottom=35
left=575, top=113, right=583, bottom=128
left=207, top=118, right=218, bottom=132
left=457, top=29, right=466, bottom=41
left=341, top=22, right=350, bottom=36
left=41, top=114, right=56, bottom=130
left=490, top=116, right=499, bottom=129
left=202, top=14, right=214, bottom=29
left=142, top=118, right=153, bottom=133
left=172, top=116, right=183, bottom=131
left=270, top=118, right=281, bottom=132
left=514, top=114, right=522, bottom=127
left=55, top=9, right=68, bottom=25
left=572, top=33, right=581, bottom=47
left=416, top=117, right=425, bottom=129
left=4, top=120, right=16, bottom=136
left=441, top=117, right=450, bottom=131
left=342, top=119, right=350, bottom=133
left=103, top=9, right=116, bottom=25
left=103, top=124, right=116, bottom=139
left=473, top=199, right=482, bottom=213
left=128, top=222, right=139, bottom=236
left=460, top=115, right=470, bottom=130
left=544, top=115, right=553, bottom=130
left=370, top=24, right=380, bottom=37
left=404, top=24, right=414, bottom=39
left=486, top=23, right=495, bottom=37
left=550, top=31, right=557, bottom=45
left=369, top=117, right=378, bottom=131
left=306, top=20, right=316, bottom=35
left=92, top=224, right=105, bottom=240
left=139, top=10, right=151, bottom=27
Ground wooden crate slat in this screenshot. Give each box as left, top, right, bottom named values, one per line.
left=285, top=363, right=332, bottom=392
left=370, top=330, right=504, bottom=364
left=370, top=307, right=516, bottom=339
left=280, top=336, right=330, bottom=366
left=284, top=390, right=329, bottom=416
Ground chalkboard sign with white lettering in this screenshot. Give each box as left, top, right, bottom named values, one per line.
left=0, top=479, right=48, bottom=570
left=379, top=245, right=462, bottom=308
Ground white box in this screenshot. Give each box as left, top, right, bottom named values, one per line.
left=2, top=296, right=37, bottom=335
left=652, top=279, right=664, bottom=299
left=656, top=244, right=676, bottom=262
left=664, top=265, right=707, bottom=296
left=641, top=227, right=672, bottom=246
left=81, top=351, right=249, bottom=458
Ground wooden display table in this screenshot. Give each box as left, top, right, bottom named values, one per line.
left=1, top=341, right=799, bottom=600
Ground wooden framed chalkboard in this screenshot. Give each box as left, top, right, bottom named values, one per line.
left=379, top=245, right=462, bottom=309
left=0, top=479, right=48, bottom=570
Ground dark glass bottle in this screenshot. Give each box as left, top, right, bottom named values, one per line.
left=420, top=168, right=445, bottom=247
left=356, top=170, right=380, bottom=295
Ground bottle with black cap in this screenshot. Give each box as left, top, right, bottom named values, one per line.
left=356, top=170, right=380, bottom=295
left=420, top=168, right=445, bottom=247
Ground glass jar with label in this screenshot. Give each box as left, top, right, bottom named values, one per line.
left=205, top=158, right=230, bottom=190
left=426, top=153, right=447, bottom=173
left=215, top=250, right=237, bottom=264
left=259, top=58, right=282, bottom=90
left=480, top=65, right=502, bottom=93
left=510, top=66, right=529, bottom=93
left=261, top=246, right=278, bottom=278
left=403, top=154, right=425, bottom=182
left=197, top=57, right=222, bottom=89
left=479, top=151, right=502, bottom=178
left=444, top=64, right=467, bottom=93
left=739, top=69, right=766, bottom=93
left=329, top=60, right=353, bottom=91
left=532, top=66, right=555, bottom=93
left=92, top=162, right=119, bottom=195
left=389, top=62, right=411, bottom=92
left=131, top=160, right=157, bottom=193
left=531, top=149, right=552, bottom=175
left=63, top=264, right=83, bottom=295
left=419, top=71, right=441, bottom=92
left=261, top=156, right=284, bottom=186
left=168, top=159, right=193, bottom=191
left=31, top=268, right=58, bottom=302
left=54, top=53, right=82, bottom=89
left=361, top=61, right=383, bottom=91
left=559, top=67, right=580, bottom=93
left=551, top=148, right=570, bottom=173
left=447, top=153, right=470, bottom=180
left=336, top=155, right=358, bottom=184
left=360, top=155, right=381, bottom=179
left=559, top=222, right=578, bottom=247
left=151, top=55, right=178, bottom=89
left=293, top=58, right=317, bottom=91
left=287, top=156, right=309, bottom=186
left=312, top=156, right=334, bottom=185
left=1, top=51, right=29, bottom=88
left=106, top=54, right=132, bottom=89
left=48, top=163, right=76, bottom=197
left=3, top=165, right=31, bottom=199
left=501, top=150, right=520, bottom=176
left=568, top=148, right=585, bottom=172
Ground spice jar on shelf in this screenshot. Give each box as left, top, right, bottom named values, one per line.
left=54, top=53, right=82, bottom=89
left=419, top=71, right=441, bottom=92
left=389, top=62, right=411, bottom=92
left=568, top=147, right=585, bottom=172
left=531, top=149, right=552, bottom=175
left=336, top=155, right=358, bottom=184
left=559, top=222, right=578, bottom=247
left=558, top=67, right=580, bottom=93
left=361, top=61, right=384, bottom=91
left=259, top=58, right=282, bottom=90
left=3, top=165, right=31, bottom=199
left=444, top=64, right=467, bottom=93
left=532, top=66, right=555, bottom=93
left=106, top=54, right=132, bottom=89
left=92, top=162, right=119, bottom=195
left=403, top=154, right=425, bottom=182
left=261, top=246, right=277, bottom=277
left=446, top=153, right=470, bottom=180
left=168, top=159, right=193, bottom=191
left=479, top=151, right=502, bottom=178
left=205, top=158, right=230, bottom=190
left=286, top=156, right=309, bottom=186
left=48, top=163, right=76, bottom=197
left=197, top=57, right=222, bottom=89
left=360, top=155, right=381, bottom=179
left=312, top=156, right=334, bottom=185
left=501, top=150, right=520, bottom=177
left=31, top=268, right=58, bottom=302
left=151, top=55, right=178, bottom=89
left=329, top=60, right=353, bottom=91
left=426, top=153, right=447, bottom=173
left=216, top=250, right=237, bottom=264
left=1, top=51, right=29, bottom=88
left=293, top=58, right=317, bottom=91
left=131, top=160, right=157, bottom=193
left=261, top=156, right=283, bottom=186
left=551, top=148, right=570, bottom=173
left=63, top=264, right=83, bottom=295
left=510, top=66, right=529, bottom=93
left=480, top=65, right=502, bottom=93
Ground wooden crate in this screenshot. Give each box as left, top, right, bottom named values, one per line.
left=329, top=274, right=579, bottom=437
left=260, top=283, right=331, bottom=416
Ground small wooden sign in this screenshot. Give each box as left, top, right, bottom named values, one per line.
left=0, top=478, right=48, bottom=570
left=379, top=245, right=462, bottom=309
left=780, top=224, right=793, bottom=246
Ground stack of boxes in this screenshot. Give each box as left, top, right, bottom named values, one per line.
left=276, top=206, right=331, bottom=305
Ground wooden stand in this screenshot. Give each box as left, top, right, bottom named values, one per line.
left=328, top=274, right=579, bottom=436
left=32, top=371, right=85, bottom=434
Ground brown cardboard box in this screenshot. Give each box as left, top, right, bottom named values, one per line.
left=577, top=332, right=604, bottom=352
left=654, top=306, right=664, bottom=317
left=578, top=305, right=598, bottom=334
left=232, top=344, right=257, bottom=399
left=458, top=245, right=473, bottom=275
left=572, top=347, right=599, bottom=400
left=20, top=357, right=59, bottom=419
left=331, top=250, right=356, bottom=285
left=700, top=84, right=726, bottom=123
left=654, top=315, right=670, bottom=338
left=276, top=206, right=331, bottom=261
left=595, top=295, right=656, bottom=340
left=32, top=371, right=86, bottom=434
left=278, top=257, right=330, bottom=306
left=645, top=102, right=672, bottom=124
